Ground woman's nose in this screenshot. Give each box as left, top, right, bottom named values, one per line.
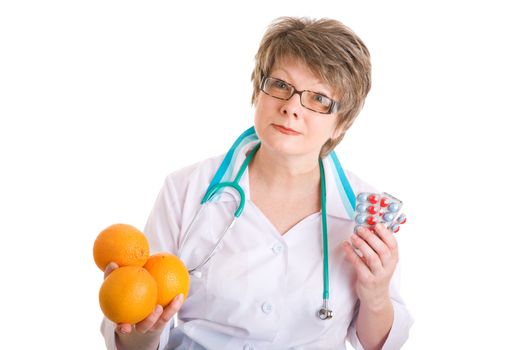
left=280, top=93, right=302, bottom=118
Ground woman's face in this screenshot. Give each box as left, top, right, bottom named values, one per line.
left=253, top=57, right=341, bottom=160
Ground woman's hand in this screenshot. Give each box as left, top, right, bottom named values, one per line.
left=342, top=224, right=398, bottom=310
left=103, top=263, right=184, bottom=350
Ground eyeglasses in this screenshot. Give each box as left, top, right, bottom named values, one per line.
left=260, top=76, right=339, bottom=114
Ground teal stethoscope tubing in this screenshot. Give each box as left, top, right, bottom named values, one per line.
left=182, top=128, right=357, bottom=320
left=200, top=143, right=260, bottom=217
left=195, top=143, right=332, bottom=319
left=180, top=143, right=261, bottom=274
left=318, top=158, right=332, bottom=320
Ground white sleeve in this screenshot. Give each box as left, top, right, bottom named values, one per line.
left=158, top=318, right=176, bottom=350
left=100, top=317, right=118, bottom=350
left=346, top=264, right=414, bottom=349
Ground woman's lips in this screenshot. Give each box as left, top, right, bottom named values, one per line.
left=272, top=124, right=301, bottom=135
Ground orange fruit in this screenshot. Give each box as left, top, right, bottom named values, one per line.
left=99, top=266, right=158, bottom=324
left=144, top=253, right=190, bottom=307
left=93, top=223, right=149, bottom=271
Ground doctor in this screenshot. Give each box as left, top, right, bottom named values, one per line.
left=101, top=17, right=413, bottom=350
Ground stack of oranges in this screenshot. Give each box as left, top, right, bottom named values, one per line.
left=93, top=223, right=190, bottom=324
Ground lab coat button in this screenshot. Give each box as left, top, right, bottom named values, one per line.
left=261, top=302, right=273, bottom=314
left=272, top=243, right=283, bottom=254
left=243, top=345, right=255, bottom=350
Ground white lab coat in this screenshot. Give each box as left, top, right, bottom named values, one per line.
left=101, top=140, right=413, bottom=349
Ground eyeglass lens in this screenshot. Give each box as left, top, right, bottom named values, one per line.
left=262, top=77, right=335, bottom=114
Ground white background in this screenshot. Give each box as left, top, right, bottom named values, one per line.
left=1, top=1, right=524, bottom=349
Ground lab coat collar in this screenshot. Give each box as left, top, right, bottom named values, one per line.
left=208, top=129, right=356, bottom=222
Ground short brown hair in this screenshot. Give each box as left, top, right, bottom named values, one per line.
left=251, top=17, right=372, bottom=157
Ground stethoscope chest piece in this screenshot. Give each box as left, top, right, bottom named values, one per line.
left=318, top=307, right=333, bottom=320
left=318, top=300, right=333, bottom=320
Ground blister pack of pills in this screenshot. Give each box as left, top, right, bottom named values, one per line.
left=355, top=192, right=406, bottom=233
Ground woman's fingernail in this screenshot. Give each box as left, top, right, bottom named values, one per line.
left=154, top=305, right=163, bottom=315
left=117, top=326, right=129, bottom=334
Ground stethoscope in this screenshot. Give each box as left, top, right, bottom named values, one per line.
left=179, top=128, right=358, bottom=321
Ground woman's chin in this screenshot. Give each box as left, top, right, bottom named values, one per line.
left=262, top=138, right=315, bottom=159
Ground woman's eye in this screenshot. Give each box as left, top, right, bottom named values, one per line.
left=272, top=80, right=288, bottom=90
left=313, top=94, right=329, bottom=105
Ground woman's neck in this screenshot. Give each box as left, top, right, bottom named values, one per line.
left=249, top=143, right=320, bottom=193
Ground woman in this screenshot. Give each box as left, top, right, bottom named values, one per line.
left=102, top=17, right=413, bottom=350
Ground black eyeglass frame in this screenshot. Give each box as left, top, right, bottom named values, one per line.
left=260, top=76, right=339, bottom=114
